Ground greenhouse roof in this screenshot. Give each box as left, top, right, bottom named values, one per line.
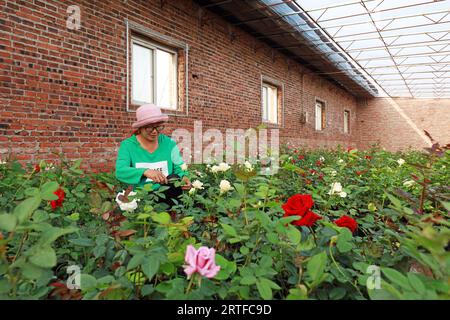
left=196, top=0, right=450, bottom=98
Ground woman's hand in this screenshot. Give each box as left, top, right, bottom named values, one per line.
left=144, top=169, right=168, bottom=184
left=181, top=176, right=192, bottom=190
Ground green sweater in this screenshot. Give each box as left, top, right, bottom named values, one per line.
left=115, top=134, right=187, bottom=188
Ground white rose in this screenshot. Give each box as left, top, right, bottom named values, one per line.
left=338, top=159, right=344, bottom=164
left=210, top=165, right=220, bottom=173
left=115, top=191, right=139, bottom=212
left=180, top=163, right=188, bottom=171
left=339, top=191, right=347, bottom=198
left=319, top=156, right=325, bottom=162
left=192, top=180, right=204, bottom=189
left=397, top=158, right=405, bottom=166
left=403, top=180, right=415, bottom=188
left=244, top=161, right=253, bottom=172
left=331, top=170, right=337, bottom=177
left=328, top=182, right=343, bottom=195
left=219, top=179, right=233, bottom=194
left=218, top=162, right=230, bottom=172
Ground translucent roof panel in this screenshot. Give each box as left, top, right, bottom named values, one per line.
left=291, top=0, right=450, bottom=98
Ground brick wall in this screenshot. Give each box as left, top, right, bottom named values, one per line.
left=1, top=0, right=366, bottom=170
left=357, top=98, right=450, bottom=151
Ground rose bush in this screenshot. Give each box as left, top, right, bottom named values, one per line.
left=0, top=138, right=448, bottom=300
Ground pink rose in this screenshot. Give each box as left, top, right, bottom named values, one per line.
left=183, top=245, right=221, bottom=279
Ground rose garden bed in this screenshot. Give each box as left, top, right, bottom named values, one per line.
left=0, top=142, right=448, bottom=300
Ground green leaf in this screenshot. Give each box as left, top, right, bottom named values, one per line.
left=220, top=223, right=238, bottom=237
left=0, top=214, right=17, bottom=232
left=329, top=287, right=346, bottom=299
left=240, top=275, right=257, bottom=285
left=14, top=196, right=41, bottom=223
left=29, top=246, right=57, bottom=268
left=69, top=238, right=95, bottom=247
left=39, top=226, right=78, bottom=245
left=382, top=268, right=411, bottom=291
left=233, top=183, right=245, bottom=196
left=215, top=254, right=236, bottom=280
left=306, top=251, right=328, bottom=287
left=386, top=193, right=402, bottom=208
left=127, top=254, right=145, bottom=270
left=160, top=262, right=176, bottom=276
left=286, top=224, right=301, bottom=244
left=80, top=274, right=97, bottom=291
left=286, top=287, right=308, bottom=300
left=141, top=258, right=160, bottom=281
left=40, top=181, right=60, bottom=200
left=256, top=279, right=272, bottom=300
left=407, top=273, right=426, bottom=294
left=267, top=232, right=279, bottom=244
left=151, top=212, right=171, bottom=225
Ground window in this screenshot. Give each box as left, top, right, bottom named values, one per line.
left=344, top=110, right=350, bottom=134
left=131, top=37, right=177, bottom=110
left=315, top=100, right=326, bottom=131
left=262, top=82, right=278, bottom=124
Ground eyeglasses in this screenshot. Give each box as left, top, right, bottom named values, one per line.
left=142, top=124, right=165, bottom=133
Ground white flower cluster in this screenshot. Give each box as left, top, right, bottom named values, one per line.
left=397, top=158, right=405, bottom=166
left=210, top=162, right=231, bottom=173
left=328, top=182, right=347, bottom=198
left=115, top=190, right=140, bottom=212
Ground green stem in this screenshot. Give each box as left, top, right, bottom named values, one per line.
left=328, top=242, right=364, bottom=298
left=186, top=274, right=196, bottom=294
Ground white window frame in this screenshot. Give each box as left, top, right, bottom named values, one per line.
left=131, top=36, right=178, bottom=110
left=315, top=100, right=325, bottom=131
left=344, top=110, right=350, bottom=134
left=262, top=82, right=279, bottom=124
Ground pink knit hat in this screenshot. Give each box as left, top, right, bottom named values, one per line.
left=132, top=103, right=169, bottom=129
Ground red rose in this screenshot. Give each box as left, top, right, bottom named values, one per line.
left=282, top=194, right=321, bottom=227
left=282, top=194, right=314, bottom=217
left=309, top=169, right=317, bottom=175
left=292, top=211, right=322, bottom=227
left=50, top=188, right=65, bottom=209
left=365, top=155, right=372, bottom=160
left=356, top=170, right=363, bottom=176
left=34, top=164, right=40, bottom=173
left=298, top=155, right=304, bottom=160
left=334, top=215, right=358, bottom=233
left=316, top=160, right=322, bottom=166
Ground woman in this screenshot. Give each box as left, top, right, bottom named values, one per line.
left=115, top=103, right=191, bottom=206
